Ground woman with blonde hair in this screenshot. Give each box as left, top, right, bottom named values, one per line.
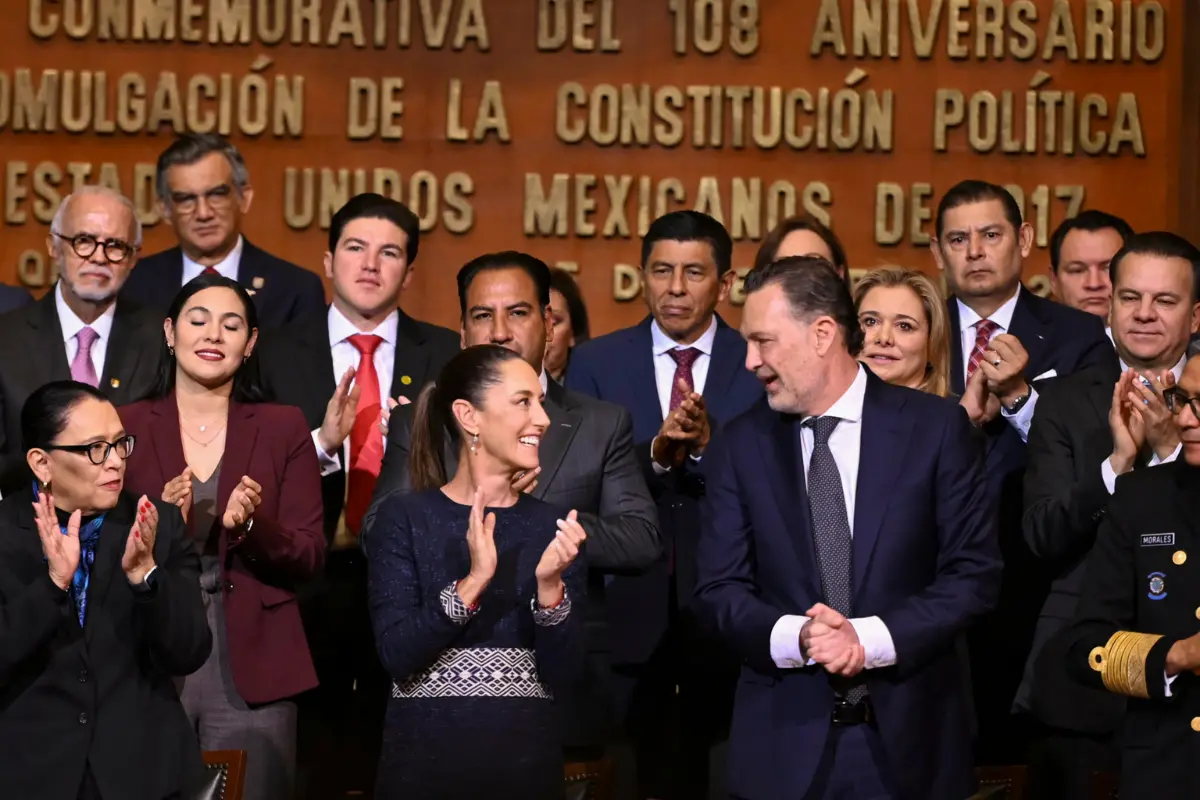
left=854, top=267, right=997, bottom=423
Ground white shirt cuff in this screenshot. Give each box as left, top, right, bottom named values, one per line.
left=1000, top=386, right=1038, bottom=443
left=849, top=616, right=897, bottom=669
left=311, top=429, right=342, bottom=477
left=1101, top=457, right=1119, bottom=496
left=649, top=441, right=703, bottom=475
left=1149, top=442, right=1182, bottom=467
left=1165, top=670, right=1177, bottom=697
left=769, top=615, right=810, bottom=668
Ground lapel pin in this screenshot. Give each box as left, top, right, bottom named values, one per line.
left=110, top=378, right=120, bottom=388
left=400, top=375, right=412, bottom=385
left=252, top=276, right=265, bottom=289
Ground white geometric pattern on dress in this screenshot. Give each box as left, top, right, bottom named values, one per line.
left=393, top=647, right=551, bottom=699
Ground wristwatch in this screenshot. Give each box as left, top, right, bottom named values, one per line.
left=1003, top=385, right=1033, bottom=415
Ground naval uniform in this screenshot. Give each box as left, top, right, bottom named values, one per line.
left=1063, top=460, right=1200, bottom=799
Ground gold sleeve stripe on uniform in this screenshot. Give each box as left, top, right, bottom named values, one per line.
left=1089, top=630, right=1163, bottom=699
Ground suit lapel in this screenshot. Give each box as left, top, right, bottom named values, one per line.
left=1085, top=363, right=1122, bottom=430
left=629, top=319, right=664, bottom=430
left=533, top=382, right=581, bottom=500
left=28, top=292, right=72, bottom=384
left=84, top=495, right=135, bottom=645
left=218, top=402, right=261, bottom=523
left=101, top=305, right=153, bottom=396
left=1008, top=289, right=1051, bottom=375
left=762, top=411, right=822, bottom=601
left=236, top=240, right=267, bottom=301
left=851, top=377, right=913, bottom=597
left=702, top=319, right=745, bottom=420
left=298, top=316, right=338, bottom=417
left=389, top=311, right=434, bottom=402
left=946, top=299, right=965, bottom=395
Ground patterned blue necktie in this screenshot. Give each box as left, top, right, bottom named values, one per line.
left=35, top=483, right=106, bottom=627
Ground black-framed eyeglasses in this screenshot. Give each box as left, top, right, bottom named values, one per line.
left=1163, top=387, right=1200, bottom=419
left=44, top=435, right=136, bottom=465
left=53, top=232, right=137, bottom=264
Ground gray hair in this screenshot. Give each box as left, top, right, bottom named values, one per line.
left=50, top=186, right=143, bottom=247
left=155, top=133, right=250, bottom=205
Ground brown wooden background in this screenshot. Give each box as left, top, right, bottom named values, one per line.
left=1, top=0, right=1196, bottom=334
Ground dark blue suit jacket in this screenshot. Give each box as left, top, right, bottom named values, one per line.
left=121, top=239, right=325, bottom=329
left=0, top=284, right=32, bottom=315
left=565, top=314, right=763, bottom=664
left=696, top=373, right=1001, bottom=800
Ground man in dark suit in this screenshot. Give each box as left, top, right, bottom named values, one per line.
left=566, top=210, right=763, bottom=799
left=256, top=193, right=458, bottom=799
left=0, top=283, right=32, bottom=314
left=1060, top=354, right=1200, bottom=800
left=696, top=257, right=1000, bottom=799
left=1047, top=209, right=1133, bottom=322
left=1021, top=231, right=1200, bottom=798
left=121, top=133, right=325, bottom=329
left=931, top=180, right=1117, bottom=761
left=0, top=187, right=164, bottom=496
left=363, top=250, right=661, bottom=788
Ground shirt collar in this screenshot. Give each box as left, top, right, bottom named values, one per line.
left=55, top=281, right=115, bottom=343
left=957, top=285, right=1022, bottom=334
left=804, top=364, right=868, bottom=425
left=182, top=235, right=244, bottom=281
left=650, top=315, right=718, bottom=357
left=327, top=303, right=399, bottom=347
left=1118, top=351, right=1188, bottom=382
left=539, top=370, right=549, bottom=394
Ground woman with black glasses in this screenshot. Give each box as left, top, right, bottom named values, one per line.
left=119, top=273, right=325, bottom=800
left=0, top=380, right=211, bottom=800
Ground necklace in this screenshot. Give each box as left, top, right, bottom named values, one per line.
left=181, top=423, right=226, bottom=447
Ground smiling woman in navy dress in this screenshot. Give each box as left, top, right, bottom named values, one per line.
left=365, top=344, right=587, bottom=799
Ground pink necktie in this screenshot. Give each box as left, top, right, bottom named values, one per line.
left=668, top=348, right=701, bottom=412
left=71, top=327, right=99, bottom=387
left=966, top=320, right=999, bottom=382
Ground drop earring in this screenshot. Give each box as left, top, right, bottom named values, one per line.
left=167, top=344, right=174, bottom=356
left=470, top=433, right=479, bottom=454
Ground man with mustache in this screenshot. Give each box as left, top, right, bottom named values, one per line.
left=1021, top=231, right=1200, bottom=799
left=932, top=180, right=1116, bottom=762
left=0, top=186, right=164, bottom=495
left=363, top=251, right=660, bottom=797
left=1062, top=346, right=1200, bottom=800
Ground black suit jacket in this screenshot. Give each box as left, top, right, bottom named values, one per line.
left=0, top=284, right=32, bottom=315
left=121, top=239, right=326, bottom=329
left=363, top=378, right=661, bottom=746
left=0, top=291, right=165, bottom=495
left=1019, top=361, right=1126, bottom=732
left=0, top=490, right=211, bottom=800
left=256, top=309, right=460, bottom=544
left=1064, top=462, right=1200, bottom=799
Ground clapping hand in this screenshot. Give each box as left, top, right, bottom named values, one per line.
left=222, top=476, right=262, bottom=529
left=800, top=603, right=866, bottom=678
left=122, top=496, right=158, bottom=584
left=535, top=510, right=586, bottom=608
left=317, top=368, right=361, bottom=454
left=651, top=378, right=712, bottom=468
left=1126, top=370, right=1180, bottom=461
left=161, top=466, right=193, bottom=523
left=456, top=488, right=498, bottom=609
left=33, top=491, right=80, bottom=591
left=1110, top=370, right=1149, bottom=475
left=512, top=466, right=541, bottom=495
left=960, top=367, right=1000, bottom=427
left=380, top=395, right=412, bottom=436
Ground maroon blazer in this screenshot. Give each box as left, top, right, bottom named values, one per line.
left=119, top=394, right=326, bottom=704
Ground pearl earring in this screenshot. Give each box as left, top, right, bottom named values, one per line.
left=470, top=433, right=479, bottom=454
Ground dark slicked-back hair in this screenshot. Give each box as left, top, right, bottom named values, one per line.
left=328, top=193, right=420, bottom=264
left=456, top=251, right=552, bottom=318
left=935, top=180, right=1023, bottom=240
left=1049, top=210, right=1134, bottom=273
left=1110, top=231, right=1200, bottom=304
left=743, top=255, right=865, bottom=356
left=641, top=210, right=733, bottom=276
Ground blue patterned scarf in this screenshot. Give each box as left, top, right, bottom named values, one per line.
left=34, top=483, right=106, bottom=628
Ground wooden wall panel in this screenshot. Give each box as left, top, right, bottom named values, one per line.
left=0, top=0, right=1192, bottom=333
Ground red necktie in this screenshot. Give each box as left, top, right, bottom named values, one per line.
left=966, top=320, right=999, bottom=382
left=202, top=267, right=219, bottom=276
left=668, top=348, right=701, bottom=412
left=344, top=334, right=384, bottom=535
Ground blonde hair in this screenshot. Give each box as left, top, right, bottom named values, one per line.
left=853, top=268, right=951, bottom=398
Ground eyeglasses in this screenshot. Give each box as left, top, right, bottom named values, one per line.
left=169, top=185, right=236, bottom=216
left=53, top=232, right=137, bottom=264
left=1163, top=387, right=1200, bottom=419
left=44, top=435, right=136, bottom=465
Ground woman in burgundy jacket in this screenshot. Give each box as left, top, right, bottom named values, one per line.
left=119, top=272, right=325, bottom=800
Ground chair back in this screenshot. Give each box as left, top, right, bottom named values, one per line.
left=195, top=750, right=247, bottom=800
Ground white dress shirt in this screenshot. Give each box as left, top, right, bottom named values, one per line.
left=957, top=287, right=1037, bottom=443
left=1099, top=353, right=1186, bottom=494
left=182, top=236, right=244, bottom=284
left=313, top=305, right=400, bottom=475
left=768, top=366, right=898, bottom=671
left=56, top=282, right=115, bottom=380
left=649, top=316, right=717, bottom=475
